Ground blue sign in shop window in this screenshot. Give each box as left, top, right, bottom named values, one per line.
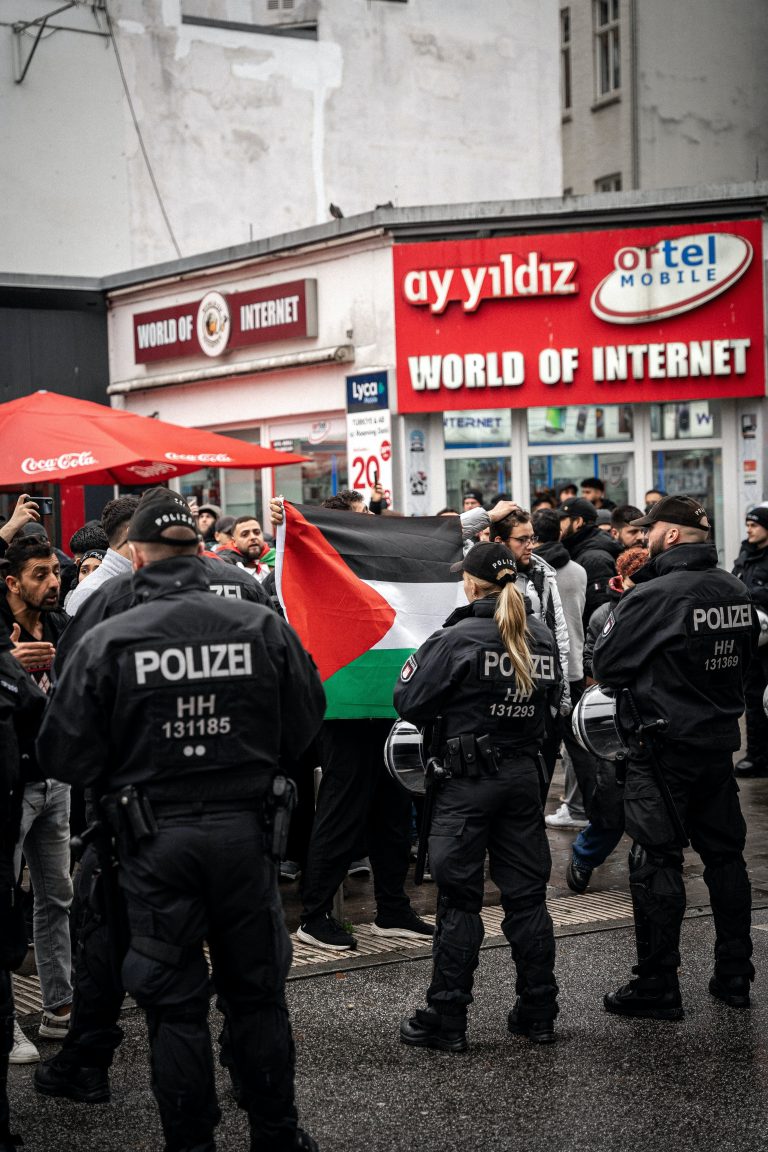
left=346, top=371, right=389, bottom=412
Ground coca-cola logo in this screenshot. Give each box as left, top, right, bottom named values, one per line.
left=21, top=451, right=97, bottom=475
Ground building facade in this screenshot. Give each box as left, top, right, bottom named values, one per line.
left=560, top=0, right=768, bottom=195
left=0, top=0, right=560, bottom=276
left=102, top=184, right=767, bottom=571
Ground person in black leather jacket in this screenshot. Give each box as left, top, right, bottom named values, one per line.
left=593, top=496, right=758, bottom=1021
left=395, top=543, right=561, bottom=1052
left=36, top=490, right=325, bottom=1152
left=732, top=504, right=768, bottom=777
left=558, top=498, right=621, bottom=625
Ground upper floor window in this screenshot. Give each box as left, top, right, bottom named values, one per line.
left=595, top=173, right=622, bottom=192
left=594, top=0, right=620, bottom=98
left=560, top=8, right=572, bottom=113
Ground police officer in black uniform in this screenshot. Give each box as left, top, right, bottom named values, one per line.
left=395, top=543, right=561, bottom=1051
left=0, top=623, right=45, bottom=1150
left=592, top=495, right=758, bottom=1020
left=36, top=490, right=326, bottom=1152
left=36, top=492, right=274, bottom=1107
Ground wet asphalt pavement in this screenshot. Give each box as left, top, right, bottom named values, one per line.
left=9, top=760, right=768, bottom=1151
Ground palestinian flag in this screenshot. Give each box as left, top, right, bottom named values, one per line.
left=275, top=503, right=464, bottom=719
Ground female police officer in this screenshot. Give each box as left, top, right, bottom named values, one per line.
left=394, top=542, right=561, bottom=1051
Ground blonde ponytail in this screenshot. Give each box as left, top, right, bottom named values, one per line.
left=495, top=582, right=535, bottom=697
left=466, top=575, right=535, bottom=697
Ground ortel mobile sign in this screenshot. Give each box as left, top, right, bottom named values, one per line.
left=132, top=279, right=318, bottom=365
left=392, top=220, right=765, bottom=412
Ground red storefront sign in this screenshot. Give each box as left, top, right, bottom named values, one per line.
left=393, top=220, right=765, bottom=412
left=133, top=279, right=318, bottom=364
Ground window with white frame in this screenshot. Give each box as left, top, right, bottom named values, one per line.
left=560, top=8, right=572, bottom=113
left=594, top=0, right=620, bottom=98
left=594, top=172, right=622, bottom=192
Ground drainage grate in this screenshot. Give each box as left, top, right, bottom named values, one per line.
left=13, top=890, right=635, bottom=1015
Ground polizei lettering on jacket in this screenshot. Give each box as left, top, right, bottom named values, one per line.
left=132, top=642, right=253, bottom=687
left=689, top=603, right=753, bottom=633
left=480, top=651, right=556, bottom=682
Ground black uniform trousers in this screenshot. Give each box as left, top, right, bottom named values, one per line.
left=426, top=756, right=558, bottom=1021
left=623, top=742, right=753, bottom=979
left=119, top=808, right=296, bottom=1152
left=56, top=841, right=126, bottom=1070
left=300, top=719, right=412, bottom=922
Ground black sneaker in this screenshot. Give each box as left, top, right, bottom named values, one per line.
left=566, top=856, right=593, bottom=895
left=733, top=758, right=768, bottom=778
left=604, top=977, right=684, bottom=1021
left=34, top=1058, right=110, bottom=1104
left=507, top=1000, right=557, bottom=1045
left=371, top=909, right=434, bottom=940
left=709, top=974, right=751, bottom=1008
left=292, top=1129, right=320, bottom=1151
left=400, top=1007, right=467, bottom=1052
left=296, top=914, right=357, bottom=951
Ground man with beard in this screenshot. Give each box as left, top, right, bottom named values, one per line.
left=558, top=497, right=621, bottom=626
left=0, top=537, right=72, bottom=1060
left=219, top=516, right=274, bottom=578
left=609, top=505, right=645, bottom=552
left=593, top=496, right=757, bottom=1018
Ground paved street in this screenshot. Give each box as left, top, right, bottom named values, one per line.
left=8, top=762, right=768, bottom=1151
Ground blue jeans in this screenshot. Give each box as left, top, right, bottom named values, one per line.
left=14, top=781, right=73, bottom=1013
left=572, top=823, right=624, bottom=870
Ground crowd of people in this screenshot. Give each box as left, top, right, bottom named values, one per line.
left=0, top=472, right=765, bottom=1149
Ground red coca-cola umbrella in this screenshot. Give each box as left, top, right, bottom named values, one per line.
left=0, top=390, right=308, bottom=486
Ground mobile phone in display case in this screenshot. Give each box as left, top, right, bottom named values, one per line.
left=595, top=407, right=605, bottom=439
left=575, top=408, right=588, bottom=434
left=545, top=407, right=567, bottom=434
left=618, top=405, right=633, bottom=436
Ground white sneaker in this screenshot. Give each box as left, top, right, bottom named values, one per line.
left=38, top=1010, right=71, bottom=1041
left=545, top=803, right=588, bottom=829
left=10, top=1019, right=39, bottom=1064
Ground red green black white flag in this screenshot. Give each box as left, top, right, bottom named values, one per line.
left=275, top=503, right=464, bottom=719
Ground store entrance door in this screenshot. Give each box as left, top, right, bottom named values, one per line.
left=529, top=451, right=635, bottom=508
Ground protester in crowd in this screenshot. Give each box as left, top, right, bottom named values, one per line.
left=532, top=490, right=558, bottom=513
left=59, top=521, right=109, bottom=603
left=732, top=504, right=768, bottom=778
left=558, top=484, right=577, bottom=505
left=595, top=509, right=612, bottom=532
left=212, top=515, right=236, bottom=551
left=36, top=487, right=325, bottom=1152
left=558, top=497, right=621, bottom=625
left=76, top=550, right=105, bottom=582
left=65, top=496, right=140, bottom=617
left=0, top=537, right=72, bottom=1063
left=644, top=487, right=666, bottom=513
left=396, top=543, right=561, bottom=1050
left=218, top=516, right=274, bottom=577
left=593, top=496, right=757, bottom=1018
left=196, top=503, right=222, bottom=547
left=532, top=509, right=589, bottom=828
left=580, top=477, right=617, bottom=511
left=566, top=545, right=649, bottom=892
left=0, top=496, right=42, bottom=559
left=610, top=505, right=645, bottom=551
left=462, top=488, right=484, bottom=512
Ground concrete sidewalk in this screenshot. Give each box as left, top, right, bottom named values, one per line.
left=8, top=907, right=768, bottom=1152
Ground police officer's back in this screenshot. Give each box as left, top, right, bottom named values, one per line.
left=37, top=490, right=325, bottom=1152
left=592, top=495, right=757, bottom=1020
left=394, top=543, right=561, bottom=1051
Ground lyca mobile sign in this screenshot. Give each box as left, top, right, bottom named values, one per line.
left=132, top=279, right=318, bottom=365
left=393, top=220, right=764, bottom=412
